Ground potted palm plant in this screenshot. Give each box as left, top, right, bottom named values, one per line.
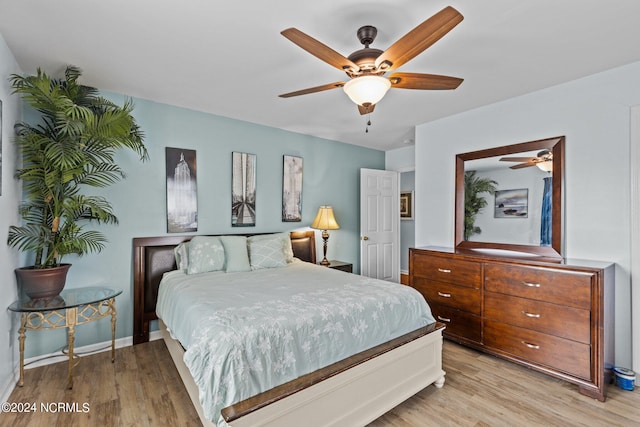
left=464, top=170, right=498, bottom=240
left=8, top=66, right=148, bottom=299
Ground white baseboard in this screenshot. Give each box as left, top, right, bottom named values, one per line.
left=23, top=336, right=131, bottom=370
left=1, top=330, right=163, bottom=404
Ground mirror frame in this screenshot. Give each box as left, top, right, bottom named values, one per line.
left=455, top=136, right=565, bottom=258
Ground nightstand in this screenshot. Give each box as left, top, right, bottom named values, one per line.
left=321, top=260, right=353, bottom=273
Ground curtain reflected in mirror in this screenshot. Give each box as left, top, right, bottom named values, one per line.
left=540, top=176, right=552, bottom=246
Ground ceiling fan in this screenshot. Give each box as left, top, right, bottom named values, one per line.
left=500, top=150, right=553, bottom=171
left=279, top=6, right=464, bottom=115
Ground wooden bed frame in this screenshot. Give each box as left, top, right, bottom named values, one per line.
left=133, top=230, right=446, bottom=426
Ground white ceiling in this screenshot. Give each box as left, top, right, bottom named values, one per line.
left=2, top=1, right=640, bottom=151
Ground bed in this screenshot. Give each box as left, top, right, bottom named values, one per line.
left=133, top=231, right=445, bottom=426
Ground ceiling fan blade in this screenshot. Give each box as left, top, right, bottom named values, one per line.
left=500, top=157, right=538, bottom=162
left=358, top=103, right=375, bottom=115
left=374, top=6, right=463, bottom=71
left=388, top=72, right=463, bottom=90
left=281, top=28, right=360, bottom=74
left=509, top=162, right=537, bottom=169
left=279, top=82, right=346, bottom=98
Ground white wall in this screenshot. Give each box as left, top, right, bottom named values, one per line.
left=386, top=145, right=415, bottom=172
left=631, top=106, right=640, bottom=374
left=0, top=33, right=23, bottom=401
left=415, top=60, right=640, bottom=368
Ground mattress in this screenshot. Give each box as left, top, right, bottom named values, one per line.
left=156, top=259, right=434, bottom=425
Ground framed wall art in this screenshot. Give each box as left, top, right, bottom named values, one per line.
left=282, top=155, right=303, bottom=222
left=494, top=188, right=528, bottom=218
left=232, top=151, right=256, bottom=227
left=166, top=147, right=198, bottom=232
left=400, top=191, right=414, bottom=220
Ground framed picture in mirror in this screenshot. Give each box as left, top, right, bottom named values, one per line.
left=494, top=188, right=528, bottom=218
left=400, top=191, right=414, bottom=220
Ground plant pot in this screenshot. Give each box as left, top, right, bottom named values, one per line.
left=15, top=264, right=72, bottom=300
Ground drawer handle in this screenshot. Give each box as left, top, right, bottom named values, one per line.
left=522, top=311, right=541, bottom=318
left=521, top=341, right=540, bottom=350
left=437, top=315, right=451, bottom=323
left=437, top=268, right=451, bottom=273
left=437, top=292, right=452, bottom=298
left=521, top=281, right=541, bottom=288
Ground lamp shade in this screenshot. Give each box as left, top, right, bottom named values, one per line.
left=343, top=75, right=391, bottom=106
left=311, top=206, right=340, bottom=230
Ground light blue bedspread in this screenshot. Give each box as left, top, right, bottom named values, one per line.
left=156, top=260, right=434, bottom=426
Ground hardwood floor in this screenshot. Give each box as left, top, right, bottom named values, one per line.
left=3, top=339, right=639, bottom=426
left=3, top=340, right=200, bottom=427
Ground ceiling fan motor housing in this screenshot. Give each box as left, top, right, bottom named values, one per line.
left=346, top=26, right=384, bottom=76
left=348, top=48, right=384, bottom=74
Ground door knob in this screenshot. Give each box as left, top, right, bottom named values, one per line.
left=362, top=236, right=369, bottom=240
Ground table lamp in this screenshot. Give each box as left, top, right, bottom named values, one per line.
left=310, top=206, right=340, bottom=266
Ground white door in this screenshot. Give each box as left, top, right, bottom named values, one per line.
left=360, top=168, right=400, bottom=282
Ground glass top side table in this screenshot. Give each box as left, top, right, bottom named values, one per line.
left=9, top=286, right=122, bottom=389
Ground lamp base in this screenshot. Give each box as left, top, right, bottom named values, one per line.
left=320, top=230, right=331, bottom=267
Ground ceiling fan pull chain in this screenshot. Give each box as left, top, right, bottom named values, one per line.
left=365, top=114, right=372, bottom=133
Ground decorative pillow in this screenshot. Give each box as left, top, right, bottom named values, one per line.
left=186, top=236, right=225, bottom=275
left=174, top=242, right=189, bottom=271
left=247, top=232, right=294, bottom=263
left=248, top=236, right=288, bottom=270
left=219, top=235, right=251, bottom=272
left=281, top=233, right=294, bottom=263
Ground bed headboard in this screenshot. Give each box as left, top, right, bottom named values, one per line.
left=132, top=231, right=316, bottom=344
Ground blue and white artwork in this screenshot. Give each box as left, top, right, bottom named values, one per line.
left=494, top=188, right=528, bottom=218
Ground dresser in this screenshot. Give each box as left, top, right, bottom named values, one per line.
left=409, top=247, right=614, bottom=401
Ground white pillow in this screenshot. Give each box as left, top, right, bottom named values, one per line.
left=248, top=236, right=288, bottom=270
left=186, top=236, right=225, bottom=274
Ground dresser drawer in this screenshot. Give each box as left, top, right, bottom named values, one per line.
left=430, top=303, right=482, bottom=344
left=485, top=292, right=590, bottom=343
left=484, top=320, right=591, bottom=380
left=413, top=279, right=481, bottom=315
left=412, top=254, right=481, bottom=288
left=484, top=263, right=592, bottom=309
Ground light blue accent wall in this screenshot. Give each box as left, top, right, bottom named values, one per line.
left=400, top=171, right=415, bottom=272
left=14, top=94, right=384, bottom=357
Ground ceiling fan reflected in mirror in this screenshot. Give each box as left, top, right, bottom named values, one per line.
left=279, top=6, right=464, bottom=115
left=500, top=150, right=553, bottom=172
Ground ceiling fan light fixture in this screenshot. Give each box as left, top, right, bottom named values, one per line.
left=536, top=161, right=553, bottom=172
left=343, top=75, right=391, bottom=106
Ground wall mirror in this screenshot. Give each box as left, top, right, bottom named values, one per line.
left=455, top=136, right=564, bottom=258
